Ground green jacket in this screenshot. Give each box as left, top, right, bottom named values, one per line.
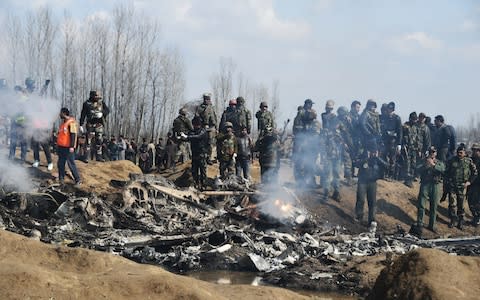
left=445, top=156, right=478, bottom=190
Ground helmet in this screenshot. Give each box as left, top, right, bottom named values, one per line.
left=224, top=121, right=233, bottom=128
left=236, top=96, right=245, bottom=105
left=325, top=100, right=335, bottom=109
left=337, top=106, right=348, bottom=116
left=366, top=99, right=377, bottom=109
left=203, top=92, right=211, bottom=100
left=260, top=101, right=268, bottom=108
left=228, top=99, right=237, bottom=106
left=471, top=143, right=480, bottom=150
left=409, top=112, right=418, bottom=120
left=89, top=90, right=102, bottom=100
left=304, top=99, right=314, bottom=106
left=179, top=108, right=187, bottom=116
left=25, top=77, right=35, bottom=89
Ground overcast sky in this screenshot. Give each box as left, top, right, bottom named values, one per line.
left=1, top=0, right=479, bottom=127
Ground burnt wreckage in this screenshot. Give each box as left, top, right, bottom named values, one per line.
left=1, top=173, right=480, bottom=295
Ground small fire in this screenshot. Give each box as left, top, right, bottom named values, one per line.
left=274, top=199, right=293, bottom=215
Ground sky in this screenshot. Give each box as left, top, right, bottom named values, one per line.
left=1, top=0, right=479, bottom=127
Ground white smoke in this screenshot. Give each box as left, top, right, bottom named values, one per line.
left=0, top=88, right=61, bottom=192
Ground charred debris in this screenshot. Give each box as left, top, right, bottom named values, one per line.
left=1, top=173, right=480, bottom=295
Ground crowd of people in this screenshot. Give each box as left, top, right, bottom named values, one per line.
left=3, top=77, right=480, bottom=235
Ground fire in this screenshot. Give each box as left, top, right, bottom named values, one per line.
left=274, top=199, right=293, bottom=214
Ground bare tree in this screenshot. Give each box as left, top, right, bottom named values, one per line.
left=210, top=57, right=236, bottom=117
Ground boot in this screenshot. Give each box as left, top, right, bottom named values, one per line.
left=448, top=218, right=456, bottom=228
left=457, top=217, right=464, bottom=230
left=332, top=190, right=341, bottom=202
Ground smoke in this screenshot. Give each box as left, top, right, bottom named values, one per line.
left=0, top=89, right=61, bottom=192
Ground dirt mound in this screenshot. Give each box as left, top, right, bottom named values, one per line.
left=0, top=229, right=307, bottom=300
left=368, top=248, right=480, bottom=300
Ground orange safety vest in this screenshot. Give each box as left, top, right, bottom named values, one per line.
left=57, top=117, right=76, bottom=148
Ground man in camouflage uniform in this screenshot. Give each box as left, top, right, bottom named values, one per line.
left=79, top=90, right=110, bottom=162
left=217, top=122, right=237, bottom=178
left=444, top=144, right=478, bottom=229
left=173, top=108, right=193, bottom=164
left=219, top=99, right=237, bottom=133
left=380, top=102, right=402, bottom=180
left=321, top=100, right=336, bottom=131
left=337, top=106, right=354, bottom=186
left=359, top=100, right=381, bottom=154
left=255, top=126, right=280, bottom=184
left=416, top=113, right=431, bottom=159
left=320, top=116, right=343, bottom=202
left=255, top=101, right=275, bottom=137
left=292, top=105, right=305, bottom=181
left=294, top=99, right=320, bottom=187
left=236, top=126, right=253, bottom=180
left=195, top=92, right=217, bottom=164
left=468, top=143, right=480, bottom=226
left=432, top=115, right=455, bottom=163
left=416, top=146, right=445, bottom=234
left=401, top=112, right=420, bottom=188
left=233, top=96, right=252, bottom=136
left=349, top=100, right=362, bottom=167
left=181, top=116, right=209, bottom=190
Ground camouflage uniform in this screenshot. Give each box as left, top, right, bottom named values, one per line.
left=337, top=107, right=354, bottom=185
left=255, top=129, right=280, bottom=184
left=380, top=104, right=402, bottom=180
left=401, top=116, right=420, bottom=186
left=320, top=123, right=343, bottom=201
left=195, top=94, right=217, bottom=162
left=234, top=97, right=252, bottom=135
left=79, top=91, right=110, bottom=161
left=173, top=111, right=193, bottom=163
left=416, top=148, right=445, bottom=231
left=294, top=100, right=320, bottom=187
left=217, top=125, right=237, bottom=178
left=255, top=102, right=275, bottom=137
left=415, top=121, right=431, bottom=158
left=186, top=124, right=209, bottom=190
left=468, top=143, right=480, bottom=226
left=445, top=150, right=478, bottom=228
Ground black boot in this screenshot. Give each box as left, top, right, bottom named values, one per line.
left=457, top=217, right=464, bottom=230
left=448, top=218, right=456, bottom=228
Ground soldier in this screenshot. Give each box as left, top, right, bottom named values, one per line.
left=292, top=105, right=305, bottom=135
left=255, top=126, right=280, bottom=184
left=380, top=102, right=402, bottom=180
left=415, top=146, right=445, bottom=235
left=107, top=136, right=119, bottom=161
left=181, top=116, right=209, bottom=190
left=444, top=144, right=477, bottom=229
left=292, top=105, right=305, bottom=181
left=295, top=99, right=320, bottom=187
left=234, top=96, right=252, bottom=135
left=8, top=86, right=28, bottom=162
left=219, top=99, right=237, bottom=133
left=401, top=112, right=420, bottom=187
left=236, top=126, right=253, bottom=180
left=321, top=100, right=336, bottom=130
left=320, top=117, right=343, bottom=202
left=349, top=100, right=362, bottom=166
left=155, top=138, right=165, bottom=171
left=468, top=143, right=480, bottom=226
left=416, top=112, right=431, bottom=167
left=432, top=115, right=455, bottom=162
left=359, top=99, right=381, bottom=154
left=195, top=92, right=217, bottom=164
left=255, top=101, right=275, bottom=136
left=354, top=142, right=388, bottom=229
left=79, top=90, right=110, bottom=162
left=173, top=108, right=193, bottom=164
left=217, top=122, right=237, bottom=178
left=337, top=106, right=354, bottom=186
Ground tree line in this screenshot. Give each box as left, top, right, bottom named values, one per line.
left=2, top=5, right=280, bottom=141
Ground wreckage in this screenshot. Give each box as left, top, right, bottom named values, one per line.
left=1, top=173, right=480, bottom=295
